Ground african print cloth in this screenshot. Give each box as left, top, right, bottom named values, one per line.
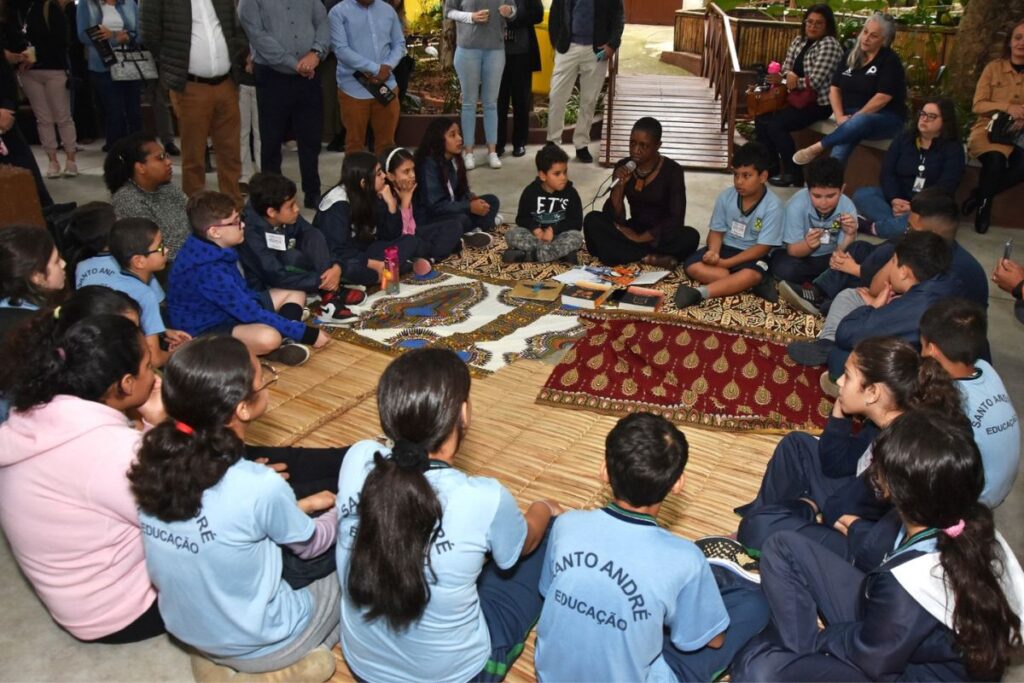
left=324, top=271, right=584, bottom=373
left=538, top=313, right=833, bottom=432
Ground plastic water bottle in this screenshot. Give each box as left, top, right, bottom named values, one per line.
left=384, top=246, right=400, bottom=294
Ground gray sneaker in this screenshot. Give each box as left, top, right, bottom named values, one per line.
left=787, top=338, right=834, bottom=366
left=779, top=280, right=824, bottom=316
left=696, top=535, right=761, bottom=584
left=263, top=342, right=311, bottom=367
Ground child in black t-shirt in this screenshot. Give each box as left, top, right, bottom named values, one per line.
left=504, top=144, right=584, bottom=264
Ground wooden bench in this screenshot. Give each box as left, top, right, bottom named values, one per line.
left=791, top=119, right=1024, bottom=229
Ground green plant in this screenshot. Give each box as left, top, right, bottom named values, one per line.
left=409, top=1, right=444, bottom=35
left=444, top=71, right=461, bottom=114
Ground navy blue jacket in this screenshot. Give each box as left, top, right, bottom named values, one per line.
left=816, top=416, right=890, bottom=526
left=238, top=203, right=333, bottom=293
left=314, top=186, right=403, bottom=265
left=880, top=131, right=965, bottom=202
left=415, top=157, right=471, bottom=221
left=859, top=241, right=988, bottom=310
left=167, top=234, right=308, bottom=340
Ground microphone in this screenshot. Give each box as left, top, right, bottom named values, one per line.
left=609, top=160, right=637, bottom=191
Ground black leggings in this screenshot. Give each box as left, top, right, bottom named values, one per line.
left=977, top=149, right=1024, bottom=200
left=82, top=598, right=165, bottom=644
left=754, top=103, right=831, bottom=175
left=244, top=445, right=348, bottom=589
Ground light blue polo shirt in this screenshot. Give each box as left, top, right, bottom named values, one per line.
left=138, top=460, right=316, bottom=659
left=76, top=254, right=166, bottom=336
left=709, top=187, right=784, bottom=251
left=535, top=505, right=730, bottom=682
left=783, top=189, right=857, bottom=257
left=959, top=360, right=1020, bottom=508
left=335, top=439, right=528, bottom=683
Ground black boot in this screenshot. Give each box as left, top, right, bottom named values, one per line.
left=962, top=188, right=979, bottom=216
left=975, top=197, right=993, bottom=234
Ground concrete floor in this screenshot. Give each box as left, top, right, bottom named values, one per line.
left=1, top=23, right=1022, bottom=682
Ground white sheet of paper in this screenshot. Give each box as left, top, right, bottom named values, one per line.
left=552, top=268, right=604, bottom=285
left=631, top=270, right=670, bottom=285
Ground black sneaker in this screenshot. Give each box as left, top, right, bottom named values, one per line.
left=326, top=134, right=344, bottom=153
left=779, top=280, right=824, bottom=316
left=501, top=248, right=528, bottom=263
left=575, top=147, right=594, bottom=163
left=752, top=274, right=779, bottom=303
left=164, top=141, right=181, bottom=156
left=674, top=285, right=704, bottom=308
left=512, top=146, right=527, bottom=157
left=304, top=194, right=319, bottom=210
left=315, top=303, right=357, bottom=326
left=263, top=342, right=311, bottom=367
left=462, top=229, right=493, bottom=249
left=787, top=338, right=835, bottom=366
left=696, top=536, right=761, bottom=584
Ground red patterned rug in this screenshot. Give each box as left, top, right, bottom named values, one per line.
left=537, top=313, right=832, bottom=433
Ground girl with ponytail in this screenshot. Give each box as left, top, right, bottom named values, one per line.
left=0, top=311, right=164, bottom=643
left=733, top=409, right=1024, bottom=681
left=128, top=335, right=340, bottom=681
left=337, top=348, right=560, bottom=682
left=735, top=336, right=966, bottom=556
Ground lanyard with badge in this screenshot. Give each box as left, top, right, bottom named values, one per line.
left=808, top=211, right=841, bottom=245
left=912, top=146, right=927, bottom=193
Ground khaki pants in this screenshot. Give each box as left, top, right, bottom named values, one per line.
left=338, top=90, right=399, bottom=155
left=169, top=78, right=242, bottom=206
left=18, top=69, right=76, bottom=154
left=546, top=43, right=607, bottom=150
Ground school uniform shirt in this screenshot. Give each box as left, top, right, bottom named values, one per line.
left=709, top=187, right=784, bottom=252
left=782, top=189, right=857, bottom=257
left=415, top=157, right=473, bottom=220
left=76, top=254, right=167, bottom=336
left=535, top=505, right=729, bottom=683
left=314, top=186, right=406, bottom=265
left=832, top=46, right=906, bottom=117
left=335, top=439, right=528, bottom=683
left=515, top=178, right=583, bottom=236
left=0, top=396, right=155, bottom=640
left=238, top=202, right=333, bottom=293
left=958, top=360, right=1020, bottom=508
left=856, top=240, right=988, bottom=309
left=0, top=297, right=39, bottom=341
left=138, top=459, right=316, bottom=659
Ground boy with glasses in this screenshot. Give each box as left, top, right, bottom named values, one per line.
left=167, top=191, right=330, bottom=367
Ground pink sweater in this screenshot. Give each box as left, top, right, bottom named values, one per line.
left=0, top=396, right=156, bottom=640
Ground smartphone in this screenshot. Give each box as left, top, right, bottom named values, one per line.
left=595, top=49, right=606, bottom=61
left=1005, top=239, right=1014, bottom=261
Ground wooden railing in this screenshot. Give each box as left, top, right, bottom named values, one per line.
left=702, top=3, right=756, bottom=165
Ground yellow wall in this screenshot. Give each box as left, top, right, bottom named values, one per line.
left=405, top=0, right=556, bottom=95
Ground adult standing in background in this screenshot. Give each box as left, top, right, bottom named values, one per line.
left=232, top=5, right=260, bottom=187
left=75, top=0, right=142, bottom=150
left=328, top=0, right=405, bottom=155
left=495, top=0, right=542, bottom=159
left=754, top=4, right=843, bottom=187
left=18, top=0, right=80, bottom=178
left=140, top=0, right=245, bottom=207
left=445, top=0, right=514, bottom=170
left=546, top=0, right=622, bottom=164
left=238, top=0, right=329, bottom=209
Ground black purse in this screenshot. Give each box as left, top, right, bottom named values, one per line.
left=987, top=111, right=1021, bottom=146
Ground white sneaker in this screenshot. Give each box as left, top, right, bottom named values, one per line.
left=487, top=152, right=502, bottom=169
left=46, top=160, right=61, bottom=178
left=463, top=151, right=476, bottom=170
left=494, top=213, right=505, bottom=227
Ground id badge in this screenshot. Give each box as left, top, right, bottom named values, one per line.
left=265, top=232, right=287, bottom=251
left=729, top=220, right=747, bottom=239
left=819, top=230, right=831, bottom=245
left=912, top=176, right=926, bottom=193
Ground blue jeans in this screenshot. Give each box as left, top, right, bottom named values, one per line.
left=821, top=109, right=904, bottom=164
left=454, top=47, right=505, bottom=147
left=851, top=186, right=909, bottom=239
left=89, top=70, right=142, bottom=146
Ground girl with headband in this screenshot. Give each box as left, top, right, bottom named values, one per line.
left=129, top=335, right=341, bottom=681
left=380, top=146, right=463, bottom=263
left=733, top=409, right=1024, bottom=681
left=336, top=348, right=561, bottom=682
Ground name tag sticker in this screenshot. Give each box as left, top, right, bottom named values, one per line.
left=819, top=230, right=831, bottom=244
left=265, top=232, right=286, bottom=251
left=729, top=220, right=747, bottom=239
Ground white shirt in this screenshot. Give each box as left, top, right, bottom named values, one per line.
left=100, top=4, right=124, bottom=32
left=187, top=0, right=231, bottom=78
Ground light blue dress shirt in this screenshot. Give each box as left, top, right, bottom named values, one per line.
left=328, top=0, right=406, bottom=98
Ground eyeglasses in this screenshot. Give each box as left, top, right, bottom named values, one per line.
left=149, top=152, right=169, bottom=161
left=143, top=243, right=166, bottom=256
left=212, top=216, right=244, bottom=230
left=917, top=110, right=941, bottom=122
left=255, top=362, right=279, bottom=392
left=804, top=18, right=826, bottom=27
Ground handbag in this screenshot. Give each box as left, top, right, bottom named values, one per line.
left=110, top=45, right=158, bottom=82
left=746, top=83, right=788, bottom=117
left=987, top=111, right=1021, bottom=146
left=787, top=78, right=817, bottom=109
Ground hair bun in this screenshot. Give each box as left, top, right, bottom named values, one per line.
left=392, top=438, right=429, bottom=472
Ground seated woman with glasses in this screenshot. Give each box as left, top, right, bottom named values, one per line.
left=852, top=97, right=964, bottom=239
left=104, top=133, right=190, bottom=263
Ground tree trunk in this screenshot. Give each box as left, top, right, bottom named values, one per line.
left=949, top=0, right=1024, bottom=100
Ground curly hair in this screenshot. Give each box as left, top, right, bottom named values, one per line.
left=129, top=335, right=254, bottom=521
